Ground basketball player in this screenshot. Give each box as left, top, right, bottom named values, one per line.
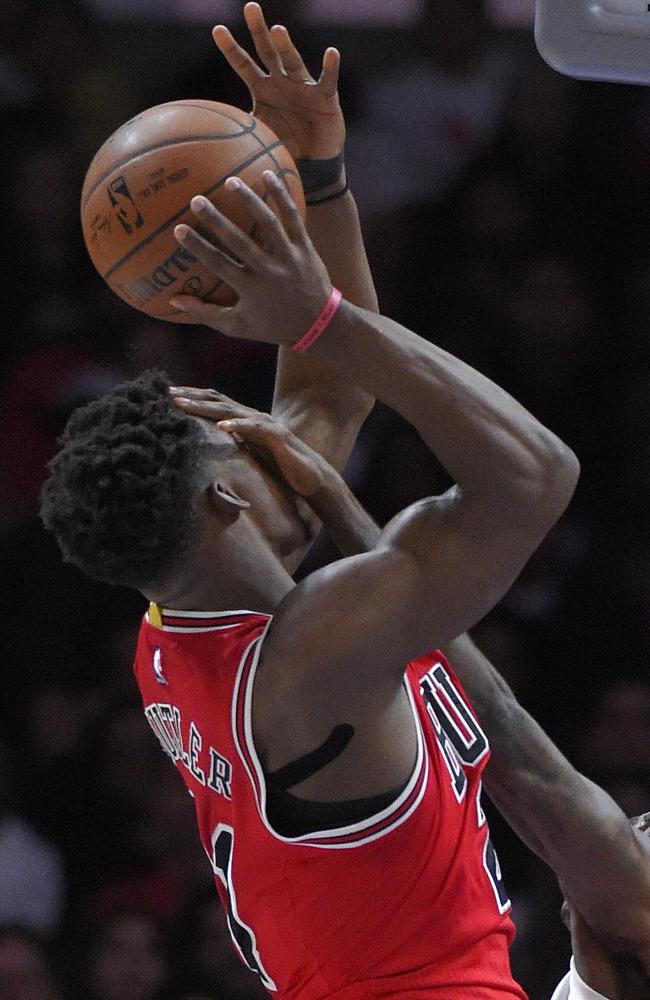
left=201, top=16, right=650, bottom=996
left=41, top=8, right=582, bottom=997
left=166, top=397, right=650, bottom=1000
left=41, top=142, right=579, bottom=998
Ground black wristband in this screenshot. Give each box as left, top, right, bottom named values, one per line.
left=306, top=178, right=350, bottom=206
left=296, top=153, right=345, bottom=195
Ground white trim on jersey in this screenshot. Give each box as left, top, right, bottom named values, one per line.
left=154, top=608, right=263, bottom=618
left=145, top=607, right=263, bottom=632
left=231, top=627, right=429, bottom=850
left=550, top=958, right=612, bottom=1000
left=153, top=623, right=249, bottom=633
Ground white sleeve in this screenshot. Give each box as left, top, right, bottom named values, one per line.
left=549, top=957, right=613, bottom=1000
left=550, top=970, right=570, bottom=1000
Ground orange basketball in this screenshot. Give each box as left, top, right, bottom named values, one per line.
left=80, top=100, right=305, bottom=324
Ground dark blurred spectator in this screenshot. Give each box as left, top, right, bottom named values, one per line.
left=575, top=679, right=650, bottom=787
left=346, top=0, right=524, bottom=221
left=0, top=742, right=64, bottom=936
left=0, top=345, right=124, bottom=530
left=68, top=910, right=169, bottom=1000
left=0, top=925, right=63, bottom=1000
left=0, top=0, right=137, bottom=157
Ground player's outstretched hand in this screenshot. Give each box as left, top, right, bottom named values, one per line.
left=213, top=2, right=344, bottom=160
left=171, top=171, right=332, bottom=344
left=169, top=387, right=327, bottom=497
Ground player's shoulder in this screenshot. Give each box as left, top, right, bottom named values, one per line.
left=134, top=604, right=272, bottom=673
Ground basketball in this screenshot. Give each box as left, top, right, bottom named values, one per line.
left=80, top=100, right=305, bottom=324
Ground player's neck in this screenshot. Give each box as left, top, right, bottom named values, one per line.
left=146, top=516, right=295, bottom=615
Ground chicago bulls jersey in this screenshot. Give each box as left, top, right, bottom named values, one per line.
left=134, top=606, right=527, bottom=1000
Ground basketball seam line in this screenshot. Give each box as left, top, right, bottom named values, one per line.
left=245, top=127, right=300, bottom=202
left=103, top=139, right=283, bottom=280
left=82, top=124, right=258, bottom=207
left=104, top=100, right=251, bottom=137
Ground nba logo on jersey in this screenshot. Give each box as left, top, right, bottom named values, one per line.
left=153, top=647, right=168, bottom=685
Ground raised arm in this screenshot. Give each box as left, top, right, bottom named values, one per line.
left=171, top=174, right=579, bottom=687
left=442, top=633, right=650, bottom=974
left=213, top=2, right=375, bottom=471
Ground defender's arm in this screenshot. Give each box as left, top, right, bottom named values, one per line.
left=442, top=632, right=650, bottom=971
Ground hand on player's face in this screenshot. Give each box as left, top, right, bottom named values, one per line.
left=171, top=172, right=332, bottom=345
left=212, top=2, right=345, bottom=160
left=170, top=387, right=327, bottom=498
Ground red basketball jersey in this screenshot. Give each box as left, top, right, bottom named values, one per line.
left=134, top=606, right=528, bottom=1000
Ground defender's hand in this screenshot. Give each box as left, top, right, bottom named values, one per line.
left=171, top=171, right=333, bottom=343
left=170, top=387, right=327, bottom=497
left=214, top=2, right=344, bottom=160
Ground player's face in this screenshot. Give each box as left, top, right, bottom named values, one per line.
left=200, top=421, right=313, bottom=561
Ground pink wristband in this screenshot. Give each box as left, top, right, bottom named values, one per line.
left=292, top=287, right=343, bottom=353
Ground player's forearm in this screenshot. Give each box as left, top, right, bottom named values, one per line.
left=306, top=185, right=379, bottom=314
left=272, top=187, right=376, bottom=472
left=444, top=634, right=650, bottom=959
left=312, top=302, right=579, bottom=521
left=307, top=465, right=380, bottom=557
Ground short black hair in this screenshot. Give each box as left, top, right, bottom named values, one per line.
left=40, top=370, right=208, bottom=592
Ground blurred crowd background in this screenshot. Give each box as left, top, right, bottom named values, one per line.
left=1, top=1, right=649, bottom=998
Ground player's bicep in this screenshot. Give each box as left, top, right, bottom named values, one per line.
left=265, top=545, right=424, bottom=696
left=266, top=487, right=552, bottom=696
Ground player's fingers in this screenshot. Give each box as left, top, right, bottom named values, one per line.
left=244, top=2, right=284, bottom=75
left=171, top=397, right=252, bottom=421
left=224, top=177, right=287, bottom=253
left=270, top=24, right=312, bottom=81
left=169, top=387, right=242, bottom=409
left=263, top=170, right=306, bottom=244
left=168, top=294, right=234, bottom=329
left=212, top=25, right=265, bottom=91
left=317, top=47, right=341, bottom=97
left=173, top=222, right=244, bottom=292
left=217, top=416, right=283, bottom=448
left=189, top=192, right=261, bottom=267
left=169, top=386, right=220, bottom=398
left=172, top=392, right=256, bottom=416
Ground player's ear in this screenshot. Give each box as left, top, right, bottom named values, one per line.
left=207, top=482, right=251, bottom=523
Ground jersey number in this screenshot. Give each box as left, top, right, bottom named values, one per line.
left=421, top=662, right=510, bottom=914
left=209, top=824, right=277, bottom=991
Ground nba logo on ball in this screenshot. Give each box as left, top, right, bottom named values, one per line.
left=108, top=176, right=145, bottom=236
left=536, top=0, right=650, bottom=84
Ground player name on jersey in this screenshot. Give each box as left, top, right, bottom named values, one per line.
left=145, top=702, right=233, bottom=800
